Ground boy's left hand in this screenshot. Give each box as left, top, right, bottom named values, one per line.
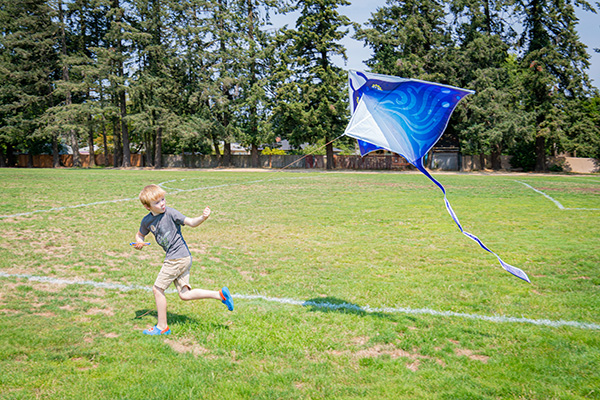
left=184, top=207, right=211, bottom=227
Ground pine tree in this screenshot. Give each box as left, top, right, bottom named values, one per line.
left=355, top=0, right=451, bottom=82
left=102, top=0, right=138, bottom=167
left=448, top=0, right=527, bottom=169
left=172, top=0, right=246, bottom=166
left=518, top=0, right=597, bottom=170
left=271, top=0, right=351, bottom=169
left=235, top=0, right=281, bottom=167
left=128, top=0, right=184, bottom=168
left=0, top=0, right=59, bottom=166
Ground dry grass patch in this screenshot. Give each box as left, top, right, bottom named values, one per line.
left=454, top=348, right=490, bottom=363
left=85, top=307, right=115, bottom=316
left=328, top=343, right=445, bottom=371
left=164, top=338, right=213, bottom=358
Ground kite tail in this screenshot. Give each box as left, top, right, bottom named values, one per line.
left=415, top=163, right=530, bottom=283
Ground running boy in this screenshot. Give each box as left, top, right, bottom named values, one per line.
left=133, top=184, right=234, bottom=336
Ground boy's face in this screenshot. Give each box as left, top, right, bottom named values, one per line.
left=145, top=197, right=166, bottom=215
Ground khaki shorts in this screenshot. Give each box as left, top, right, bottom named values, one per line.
left=154, top=256, right=192, bottom=292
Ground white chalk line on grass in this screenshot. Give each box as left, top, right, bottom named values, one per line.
left=0, top=176, right=312, bottom=220
left=156, top=176, right=312, bottom=194
left=516, top=181, right=600, bottom=211
left=0, top=197, right=139, bottom=219
left=2, top=271, right=598, bottom=331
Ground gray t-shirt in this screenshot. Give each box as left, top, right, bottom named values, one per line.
left=139, top=207, right=190, bottom=260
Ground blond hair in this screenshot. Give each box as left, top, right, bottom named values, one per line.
left=139, top=184, right=166, bottom=207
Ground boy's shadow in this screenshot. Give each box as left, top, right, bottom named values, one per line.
left=303, top=297, right=405, bottom=322
left=134, top=309, right=230, bottom=331
left=134, top=309, right=195, bottom=324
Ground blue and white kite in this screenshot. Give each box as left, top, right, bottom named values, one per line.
left=344, top=70, right=530, bottom=283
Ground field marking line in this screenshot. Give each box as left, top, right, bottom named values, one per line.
left=156, top=176, right=314, bottom=194
left=515, top=181, right=600, bottom=211
left=2, top=271, right=598, bottom=331
left=0, top=197, right=139, bottom=219
left=0, top=176, right=314, bottom=220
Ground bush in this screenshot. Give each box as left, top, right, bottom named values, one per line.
left=509, top=140, right=537, bottom=171
left=262, top=147, right=286, bottom=155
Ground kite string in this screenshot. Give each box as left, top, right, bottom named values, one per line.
left=277, top=134, right=346, bottom=171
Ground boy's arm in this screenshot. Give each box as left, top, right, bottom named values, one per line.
left=184, top=207, right=211, bottom=228
left=132, top=231, right=147, bottom=250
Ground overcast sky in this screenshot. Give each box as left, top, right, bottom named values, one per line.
left=270, top=1, right=600, bottom=90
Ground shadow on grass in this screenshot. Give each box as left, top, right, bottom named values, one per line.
left=134, top=309, right=196, bottom=325
left=134, top=309, right=230, bottom=331
left=304, top=297, right=401, bottom=321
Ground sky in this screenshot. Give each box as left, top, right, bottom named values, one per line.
left=271, top=1, right=600, bottom=90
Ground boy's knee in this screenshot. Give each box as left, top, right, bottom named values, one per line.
left=153, top=285, right=165, bottom=295
left=178, top=286, right=192, bottom=301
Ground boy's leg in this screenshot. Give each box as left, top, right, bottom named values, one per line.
left=174, top=259, right=220, bottom=301
left=153, top=285, right=169, bottom=330
left=178, top=286, right=234, bottom=311
left=178, top=286, right=221, bottom=301
left=173, top=258, right=234, bottom=310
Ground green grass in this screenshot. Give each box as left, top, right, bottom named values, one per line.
left=0, top=168, right=599, bottom=399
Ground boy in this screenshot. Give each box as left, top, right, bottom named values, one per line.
left=133, top=184, right=234, bottom=336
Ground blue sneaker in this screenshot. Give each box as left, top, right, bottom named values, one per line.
left=220, top=287, right=234, bottom=311
left=143, top=325, right=171, bottom=335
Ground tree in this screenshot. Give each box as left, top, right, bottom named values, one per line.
left=128, top=0, right=185, bottom=168
left=0, top=0, right=59, bottom=167
left=172, top=0, right=247, bottom=166
left=517, top=0, right=597, bottom=170
left=101, top=0, right=138, bottom=167
left=355, top=0, right=452, bottom=82
left=448, top=0, right=526, bottom=169
left=272, top=0, right=351, bottom=169
left=235, top=0, right=281, bottom=167
left=561, top=95, right=600, bottom=158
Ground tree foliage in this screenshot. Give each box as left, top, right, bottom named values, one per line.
left=0, top=0, right=598, bottom=169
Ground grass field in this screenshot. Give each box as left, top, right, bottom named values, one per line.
left=0, top=168, right=599, bottom=399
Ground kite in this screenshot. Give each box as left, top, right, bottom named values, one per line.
left=344, top=70, right=530, bottom=283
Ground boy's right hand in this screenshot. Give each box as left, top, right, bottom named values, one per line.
left=133, top=242, right=146, bottom=250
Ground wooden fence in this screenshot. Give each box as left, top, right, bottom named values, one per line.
left=16, top=154, right=144, bottom=168
left=15, top=153, right=412, bottom=171
left=13, top=152, right=599, bottom=172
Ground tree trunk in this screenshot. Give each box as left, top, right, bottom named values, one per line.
left=426, top=150, right=434, bottom=168
left=71, top=130, right=81, bottom=167
left=111, top=0, right=130, bottom=168
left=247, top=0, right=260, bottom=169
left=102, top=118, right=108, bottom=167
left=155, top=126, right=162, bottom=169
left=212, top=134, right=221, bottom=162
left=87, top=115, right=96, bottom=168
left=120, top=93, right=131, bottom=167
left=148, top=111, right=156, bottom=167
left=145, top=132, right=153, bottom=167
left=251, top=144, right=260, bottom=168
left=52, top=133, right=60, bottom=168
left=535, top=135, right=546, bottom=172
left=491, top=144, right=502, bottom=170
left=6, top=144, right=16, bottom=167
left=326, top=140, right=335, bottom=170
left=223, top=142, right=231, bottom=167
left=479, top=153, right=486, bottom=170
left=113, top=117, right=122, bottom=167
